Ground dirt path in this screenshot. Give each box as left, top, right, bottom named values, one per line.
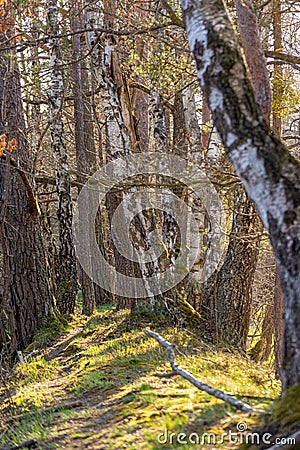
left=0, top=309, right=281, bottom=450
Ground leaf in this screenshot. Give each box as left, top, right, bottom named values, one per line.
left=0, top=134, right=7, bottom=157
left=7, top=138, right=17, bottom=152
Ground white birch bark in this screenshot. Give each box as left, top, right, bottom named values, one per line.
left=47, top=0, right=78, bottom=314
left=180, top=0, right=300, bottom=390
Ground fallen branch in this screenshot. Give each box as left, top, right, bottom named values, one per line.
left=153, top=370, right=178, bottom=378
left=144, top=329, right=254, bottom=413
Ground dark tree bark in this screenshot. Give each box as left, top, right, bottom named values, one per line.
left=0, top=25, right=54, bottom=354
left=47, top=0, right=78, bottom=315
left=201, top=0, right=271, bottom=351
left=131, top=3, right=149, bottom=154
left=202, top=188, right=261, bottom=349
left=272, top=0, right=284, bottom=379
left=180, top=0, right=300, bottom=390
left=71, top=1, right=96, bottom=316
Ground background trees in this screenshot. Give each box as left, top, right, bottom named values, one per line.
left=0, top=5, right=54, bottom=357
left=0, top=0, right=299, bottom=393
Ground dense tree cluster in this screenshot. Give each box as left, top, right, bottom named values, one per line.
left=0, top=0, right=299, bottom=392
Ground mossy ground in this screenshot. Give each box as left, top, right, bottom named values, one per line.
left=0, top=305, right=284, bottom=449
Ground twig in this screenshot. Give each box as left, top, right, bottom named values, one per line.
left=144, top=329, right=254, bottom=413
left=153, top=370, right=178, bottom=378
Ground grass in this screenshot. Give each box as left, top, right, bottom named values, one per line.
left=0, top=305, right=283, bottom=449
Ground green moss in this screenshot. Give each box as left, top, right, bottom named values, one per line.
left=272, top=383, right=300, bottom=426
left=25, top=314, right=70, bottom=352
left=16, top=356, right=59, bottom=384
left=1, top=308, right=282, bottom=450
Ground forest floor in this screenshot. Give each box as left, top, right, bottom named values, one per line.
left=0, top=304, right=285, bottom=449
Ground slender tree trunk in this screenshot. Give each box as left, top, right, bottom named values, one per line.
left=0, top=24, right=54, bottom=354
left=180, top=0, right=300, bottom=390
left=131, top=2, right=149, bottom=153
left=272, top=0, right=284, bottom=380
left=47, top=0, right=78, bottom=315
left=202, top=97, right=210, bottom=151
left=274, top=268, right=284, bottom=376
left=201, top=0, right=271, bottom=351
left=85, top=0, right=140, bottom=310
left=71, top=1, right=96, bottom=316
left=249, top=302, right=274, bottom=362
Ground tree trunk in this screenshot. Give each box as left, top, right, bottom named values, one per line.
left=201, top=0, right=271, bottom=351
left=0, top=25, right=54, bottom=354
left=85, top=0, right=140, bottom=310
left=47, top=0, right=78, bottom=315
left=180, top=0, right=300, bottom=390
left=249, top=302, right=274, bottom=362
left=71, top=1, right=96, bottom=316
left=202, top=187, right=261, bottom=349
left=272, top=0, right=284, bottom=380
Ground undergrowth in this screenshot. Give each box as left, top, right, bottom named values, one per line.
left=0, top=304, right=283, bottom=449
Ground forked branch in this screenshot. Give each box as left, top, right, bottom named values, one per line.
left=144, top=329, right=254, bottom=413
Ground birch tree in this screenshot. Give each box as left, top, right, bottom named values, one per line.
left=47, top=0, right=78, bottom=314
left=180, top=0, right=300, bottom=390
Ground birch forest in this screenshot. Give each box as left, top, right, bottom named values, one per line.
left=0, top=0, right=300, bottom=448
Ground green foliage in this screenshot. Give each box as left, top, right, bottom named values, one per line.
left=15, top=357, right=59, bottom=384
left=72, top=371, right=114, bottom=394
left=25, top=314, right=70, bottom=352
left=131, top=299, right=172, bottom=324
left=271, top=383, right=300, bottom=427
left=272, top=72, right=300, bottom=118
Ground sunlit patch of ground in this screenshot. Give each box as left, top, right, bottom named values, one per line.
left=0, top=305, right=281, bottom=449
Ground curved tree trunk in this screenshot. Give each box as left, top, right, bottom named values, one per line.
left=180, top=0, right=300, bottom=390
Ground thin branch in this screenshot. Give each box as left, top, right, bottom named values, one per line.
left=160, top=0, right=185, bottom=28
left=129, top=82, right=175, bottom=111
left=144, top=329, right=255, bottom=413
left=2, top=23, right=175, bottom=53
left=265, top=50, right=300, bottom=65
left=266, top=60, right=300, bottom=72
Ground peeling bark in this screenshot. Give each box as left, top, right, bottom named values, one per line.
left=180, top=0, right=300, bottom=389
left=48, top=0, right=78, bottom=315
